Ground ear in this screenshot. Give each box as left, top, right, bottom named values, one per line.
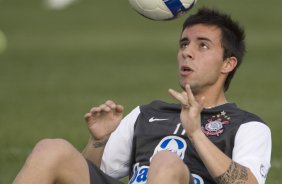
left=221, top=57, right=238, bottom=74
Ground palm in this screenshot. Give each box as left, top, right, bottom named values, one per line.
left=180, top=105, right=202, bottom=136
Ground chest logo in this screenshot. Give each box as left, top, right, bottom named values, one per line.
left=202, top=111, right=231, bottom=136
left=150, top=135, right=187, bottom=161
left=148, top=117, right=169, bottom=122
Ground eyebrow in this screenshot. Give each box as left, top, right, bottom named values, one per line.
left=197, top=37, right=213, bottom=43
left=179, top=37, right=188, bottom=43
left=179, top=37, right=213, bottom=43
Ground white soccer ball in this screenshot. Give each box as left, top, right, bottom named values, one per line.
left=44, top=0, right=78, bottom=10
left=128, top=0, right=197, bottom=21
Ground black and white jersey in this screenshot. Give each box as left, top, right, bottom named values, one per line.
left=101, top=100, right=271, bottom=184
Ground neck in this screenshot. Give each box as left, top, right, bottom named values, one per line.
left=204, top=99, right=228, bottom=109
left=194, top=87, right=227, bottom=109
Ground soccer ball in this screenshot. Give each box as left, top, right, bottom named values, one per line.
left=128, top=0, right=197, bottom=21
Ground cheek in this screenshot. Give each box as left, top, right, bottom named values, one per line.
left=202, top=53, right=224, bottom=71
left=198, top=60, right=221, bottom=79
left=207, top=65, right=223, bottom=82
left=177, top=51, right=182, bottom=60
left=177, top=52, right=182, bottom=65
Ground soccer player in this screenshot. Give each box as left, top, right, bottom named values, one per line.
left=13, top=8, right=271, bottom=184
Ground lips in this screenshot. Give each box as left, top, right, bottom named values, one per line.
left=180, top=65, right=193, bottom=76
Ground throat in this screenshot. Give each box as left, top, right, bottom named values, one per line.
left=204, top=101, right=228, bottom=109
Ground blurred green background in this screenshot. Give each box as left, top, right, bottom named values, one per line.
left=0, top=0, right=281, bottom=183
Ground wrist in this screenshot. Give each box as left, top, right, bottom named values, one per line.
left=91, top=134, right=109, bottom=143
left=189, top=129, right=205, bottom=143
left=86, top=136, right=109, bottom=149
left=89, top=129, right=111, bottom=142
left=92, top=139, right=108, bottom=148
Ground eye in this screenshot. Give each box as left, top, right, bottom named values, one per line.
left=180, top=43, right=186, bottom=49
left=199, top=42, right=209, bottom=49
left=179, top=40, right=189, bottom=49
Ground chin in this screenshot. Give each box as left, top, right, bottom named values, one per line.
left=179, top=81, right=199, bottom=94
left=179, top=81, right=186, bottom=90
left=179, top=82, right=191, bottom=90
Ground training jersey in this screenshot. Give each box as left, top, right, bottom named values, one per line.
left=101, top=100, right=271, bottom=184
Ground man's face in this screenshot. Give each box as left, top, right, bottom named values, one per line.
left=177, top=24, right=226, bottom=94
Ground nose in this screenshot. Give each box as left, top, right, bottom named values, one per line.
left=181, top=44, right=194, bottom=60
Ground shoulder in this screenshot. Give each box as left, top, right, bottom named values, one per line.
left=224, top=103, right=268, bottom=126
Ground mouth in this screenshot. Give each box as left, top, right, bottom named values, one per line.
left=180, top=66, right=193, bottom=76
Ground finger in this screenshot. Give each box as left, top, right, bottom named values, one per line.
left=105, top=100, right=124, bottom=115
left=105, top=100, right=116, bottom=109
left=115, top=104, right=124, bottom=114
left=90, top=107, right=101, bottom=114
left=99, top=104, right=111, bottom=112
left=84, top=112, right=91, bottom=122
left=181, top=91, right=188, bottom=102
left=168, top=88, right=188, bottom=105
left=185, top=84, right=196, bottom=105
left=185, top=84, right=205, bottom=111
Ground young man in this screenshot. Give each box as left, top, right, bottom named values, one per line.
left=13, top=8, right=271, bottom=184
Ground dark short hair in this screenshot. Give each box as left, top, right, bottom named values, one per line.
left=182, top=8, right=246, bottom=91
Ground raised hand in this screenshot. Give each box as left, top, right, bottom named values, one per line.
left=84, top=100, right=124, bottom=140
left=168, top=84, right=205, bottom=138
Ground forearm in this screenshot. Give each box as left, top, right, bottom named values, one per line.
left=82, top=136, right=109, bottom=167
left=190, top=130, right=258, bottom=184
left=215, top=161, right=253, bottom=184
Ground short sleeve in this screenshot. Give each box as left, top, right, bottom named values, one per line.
left=100, top=106, right=140, bottom=179
left=232, top=121, right=272, bottom=184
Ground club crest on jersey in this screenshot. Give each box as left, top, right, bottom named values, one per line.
left=202, top=111, right=230, bottom=136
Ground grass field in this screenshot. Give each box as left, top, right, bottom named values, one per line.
left=0, top=0, right=281, bottom=183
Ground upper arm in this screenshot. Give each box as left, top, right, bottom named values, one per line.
left=100, top=106, right=140, bottom=179
left=232, top=122, right=272, bottom=184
